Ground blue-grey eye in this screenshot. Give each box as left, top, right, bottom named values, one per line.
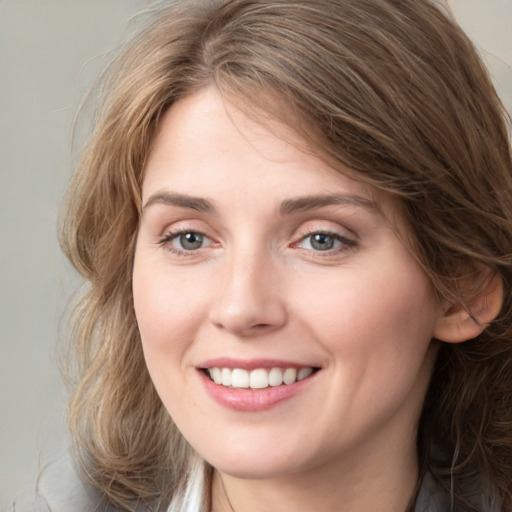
left=301, top=233, right=342, bottom=251
left=175, top=232, right=205, bottom=250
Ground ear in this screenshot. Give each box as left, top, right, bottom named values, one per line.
left=433, top=272, right=503, bottom=343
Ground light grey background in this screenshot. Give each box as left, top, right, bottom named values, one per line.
left=0, top=1, right=510, bottom=509
left=0, top=2, right=147, bottom=509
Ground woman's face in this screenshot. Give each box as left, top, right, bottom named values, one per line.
left=133, top=86, right=443, bottom=480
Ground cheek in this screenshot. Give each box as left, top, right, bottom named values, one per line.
left=132, top=258, right=210, bottom=420
left=300, top=268, right=439, bottom=438
left=132, top=257, right=208, bottom=367
left=293, top=257, right=439, bottom=374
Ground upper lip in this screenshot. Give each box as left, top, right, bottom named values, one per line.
left=196, top=357, right=320, bottom=371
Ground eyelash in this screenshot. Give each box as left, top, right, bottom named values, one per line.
left=293, top=229, right=357, bottom=256
left=158, top=228, right=214, bottom=255
left=158, top=227, right=357, bottom=257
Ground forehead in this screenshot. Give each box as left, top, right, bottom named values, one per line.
left=146, top=88, right=316, bottom=176
left=142, top=86, right=402, bottom=222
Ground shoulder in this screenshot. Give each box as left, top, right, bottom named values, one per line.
left=414, top=472, right=452, bottom=512
left=8, top=455, right=123, bottom=512
left=414, top=472, right=499, bottom=512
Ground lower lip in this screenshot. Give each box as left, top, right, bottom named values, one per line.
left=198, top=370, right=317, bottom=412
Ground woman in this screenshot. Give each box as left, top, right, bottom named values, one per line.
left=16, top=0, right=512, bottom=510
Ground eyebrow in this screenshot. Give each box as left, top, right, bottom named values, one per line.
left=142, top=191, right=378, bottom=216
left=279, top=193, right=378, bottom=215
left=143, top=191, right=216, bottom=213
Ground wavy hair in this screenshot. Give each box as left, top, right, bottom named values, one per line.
left=60, top=0, right=512, bottom=510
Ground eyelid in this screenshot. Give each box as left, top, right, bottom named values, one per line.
left=290, top=225, right=358, bottom=255
left=158, top=226, right=218, bottom=256
left=159, top=228, right=210, bottom=245
left=297, top=230, right=356, bottom=246
left=156, top=217, right=216, bottom=241
left=292, top=219, right=357, bottom=241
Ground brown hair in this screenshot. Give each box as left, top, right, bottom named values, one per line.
left=60, top=0, right=512, bottom=510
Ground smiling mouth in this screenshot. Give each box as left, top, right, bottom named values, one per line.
left=204, top=367, right=319, bottom=389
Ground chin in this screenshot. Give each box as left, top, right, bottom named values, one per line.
left=200, top=442, right=321, bottom=481
left=210, top=459, right=300, bottom=480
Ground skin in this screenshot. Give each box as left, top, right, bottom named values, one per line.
left=132, top=86, right=447, bottom=512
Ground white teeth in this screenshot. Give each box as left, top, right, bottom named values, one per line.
left=297, top=367, right=313, bottom=381
left=207, top=366, right=315, bottom=389
left=249, top=368, right=268, bottom=389
left=231, top=369, right=249, bottom=388
left=283, top=368, right=297, bottom=385
left=211, top=367, right=222, bottom=385
left=268, top=367, right=283, bottom=387
left=221, top=368, right=232, bottom=387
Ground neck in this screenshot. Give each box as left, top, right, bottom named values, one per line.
left=210, top=431, right=420, bottom=512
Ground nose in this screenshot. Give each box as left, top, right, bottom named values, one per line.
left=208, top=250, right=287, bottom=337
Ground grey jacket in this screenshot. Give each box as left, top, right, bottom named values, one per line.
left=10, top=456, right=493, bottom=512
